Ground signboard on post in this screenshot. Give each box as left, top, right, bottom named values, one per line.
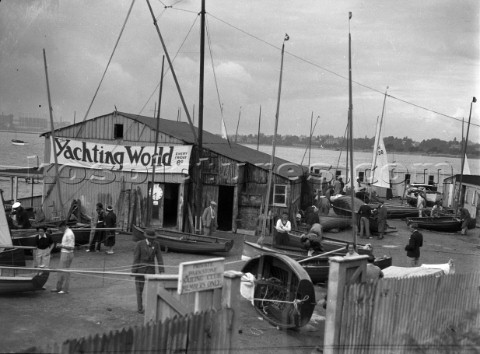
left=178, top=258, right=225, bottom=294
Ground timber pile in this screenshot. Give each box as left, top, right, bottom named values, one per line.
left=115, top=188, right=147, bottom=232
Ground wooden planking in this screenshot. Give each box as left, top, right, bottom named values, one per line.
left=335, top=273, right=480, bottom=353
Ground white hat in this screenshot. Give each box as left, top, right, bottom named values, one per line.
left=12, top=202, right=21, bottom=209
left=210, top=201, right=217, bottom=206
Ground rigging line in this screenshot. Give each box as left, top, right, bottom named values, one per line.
left=205, top=15, right=230, bottom=142
left=207, top=12, right=474, bottom=127
left=138, top=14, right=199, bottom=115
left=335, top=124, right=348, bottom=170
left=76, top=0, right=136, bottom=136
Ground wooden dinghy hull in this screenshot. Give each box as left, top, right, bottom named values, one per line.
left=241, top=253, right=316, bottom=329
left=243, top=241, right=392, bottom=284
left=0, top=270, right=49, bottom=294
left=406, top=216, right=475, bottom=232
left=132, top=225, right=234, bottom=255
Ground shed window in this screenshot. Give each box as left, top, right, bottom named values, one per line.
left=273, top=184, right=287, bottom=206
left=114, top=124, right=124, bottom=139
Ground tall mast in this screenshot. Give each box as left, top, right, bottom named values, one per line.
left=258, top=34, right=288, bottom=245
left=348, top=12, right=356, bottom=248
left=457, top=97, right=476, bottom=211
left=43, top=48, right=65, bottom=219
left=196, top=0, right=206, bottom=225
left=371, top=88, right=388, bottom=186
left=308, top=111, right=313, bottom=167
left=147, top=56, right=165, bottom=226
left=234, top=107, right=241, bottom=144
left=257, top=105, right=262, bottom=150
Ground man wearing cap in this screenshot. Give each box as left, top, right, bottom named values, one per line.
left=202, top=201, right=218, bottom=236
left=104, top=205, right=117, bottom=254
left=131, top=229, right=164, bottom=314
left=12, top=202, right=31, bottom=229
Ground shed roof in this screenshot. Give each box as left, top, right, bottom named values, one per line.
left=42, top=111, right=306, bottom=179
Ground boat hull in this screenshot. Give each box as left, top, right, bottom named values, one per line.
left=243, top=241, right=391, bottom=284
left=406, top=216, right=475, bottom=232
left=0, top=270, right=49, bottom=294
left=241, top=254, right=316, bottom=328
left=132, top=225, right=233, bottom=254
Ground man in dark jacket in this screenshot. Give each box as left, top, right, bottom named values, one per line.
left=104, top=205, right=117, bottom=254
left=12, top=202, right=31, bottom=229
left=357, top=204, right=373, bottom=238
left=406, top=223, right=423, bottom=266
left=132, top=229, right=164, bottom=314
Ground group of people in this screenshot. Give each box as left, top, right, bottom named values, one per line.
left=357, top=201, right=388, bottom=240
left=86, top=203, right=117, bottom=254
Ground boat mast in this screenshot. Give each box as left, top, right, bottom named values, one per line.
left=234, top=107, right=241, bottom=144
left=257, top=106, right=262, bottom=150
left=347, top=13, right=356, bottom=248
left=258, top=34, right=288, bottom=245
left=308, top=111, right=313, bottom=167
left=43, top=48, right=65, bottom=220
left=456, top=96, right=476, bottom=211
left=196, top=0, right=206, bottom=228
left=371, top=88, right=388, bottom=187
left=147, top=56, right=165, bottom=227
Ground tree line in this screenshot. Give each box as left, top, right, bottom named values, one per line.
left=232, top=133, right=480, bottom=158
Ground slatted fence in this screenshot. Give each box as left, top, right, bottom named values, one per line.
left=36, top=308, right=232, bottom=354
left=336, top=272, right=480, bottom=353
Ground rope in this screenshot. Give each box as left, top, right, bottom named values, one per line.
left=77, top=0, right=136, bottom=131
left=255, top=294, right=310, bottom=312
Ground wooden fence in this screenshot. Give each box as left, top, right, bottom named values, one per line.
left=39, top=308, right=233, bottom=354
left=25, top=270, right=242, bottom=353
left=335, top=272, right=480, bottom=353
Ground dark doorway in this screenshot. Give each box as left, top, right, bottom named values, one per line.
left=217, top=185, right=234, bottom=231
left=163, top=183, right=179, bottom=228
left=149, top=182, right=178, bottom=228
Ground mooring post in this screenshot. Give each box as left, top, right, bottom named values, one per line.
left=323, top=255, right=368, bottom=354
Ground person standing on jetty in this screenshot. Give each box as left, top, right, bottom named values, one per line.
left=34, top=227, right=53, bottom=268
left=416, top=192, right=426, bottom=217
left=376, top=201, right=387, bottom=240
left=357, top=203, right=373, bottom=239
left=202, top=201, right=218, bottom=236
left=104, top=205, right=117, bottom=255
left=458, top=207, right=472, bottom=235
left=405, top=223, right=423, bottom=266
left=51, top=222, right=75, bottom=294
left=131, top=229, right=164, bottom=314
left=87, top=202, right=105, bottom=252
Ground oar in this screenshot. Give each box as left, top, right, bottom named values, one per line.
left=298, top=247, right=346, bottom=263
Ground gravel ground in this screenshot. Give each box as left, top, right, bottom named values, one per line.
left=1, top=215, right=479, bottom=353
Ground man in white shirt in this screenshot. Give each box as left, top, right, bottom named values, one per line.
left=51, top=222, right=75, bottom=294
left=274, top=212, right=291, bottom=246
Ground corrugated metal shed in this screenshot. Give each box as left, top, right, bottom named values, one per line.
left=41, top=111, right=307, bottom=179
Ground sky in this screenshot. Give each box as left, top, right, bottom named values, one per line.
left=0, top=0, right=479, bottom=143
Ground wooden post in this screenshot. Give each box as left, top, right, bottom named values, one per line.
left=221, top=270, right=242, bottom=353
left=324, top=255, right=368, bottom=354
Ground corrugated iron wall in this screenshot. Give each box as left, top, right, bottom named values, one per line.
left=335, top=273, right=480, bottom=353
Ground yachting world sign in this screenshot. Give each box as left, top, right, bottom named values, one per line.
left=50, top=138, right=192, bottom=173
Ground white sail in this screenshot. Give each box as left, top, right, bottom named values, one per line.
left=0, top=197, right=13, bottom=248
left=463, top=154, right=471, bottom=175
left=372, top=135, right=391, bottom=188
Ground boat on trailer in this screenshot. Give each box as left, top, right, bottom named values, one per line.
left=132, top=224, right=234, bottom=255
left=241, top=253, right=316, bottom=329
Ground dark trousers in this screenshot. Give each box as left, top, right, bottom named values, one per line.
left=135, top=276, right=145, bottom=311
left=89, top=230, right=104, bottom=251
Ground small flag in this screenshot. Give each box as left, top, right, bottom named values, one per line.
left=349, top=12, right=352, bottom=19
left=284, top=33, right=289, bottom=41
left=473, top=97, right=477, bottom=103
